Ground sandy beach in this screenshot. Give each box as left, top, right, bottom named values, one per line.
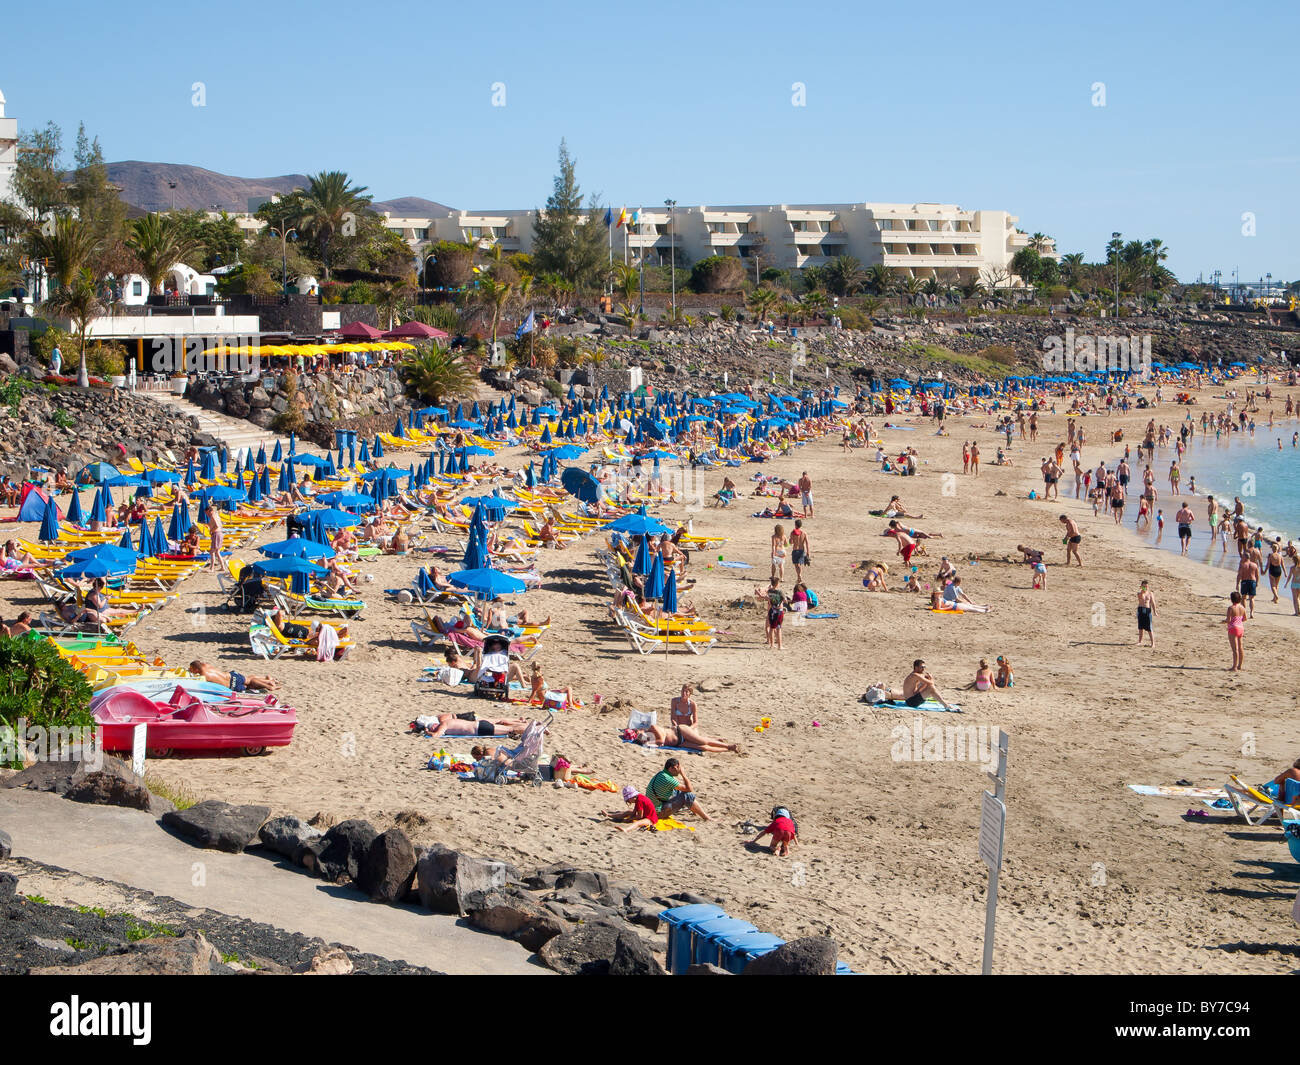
left=7, top=380, right=1299, bottom=975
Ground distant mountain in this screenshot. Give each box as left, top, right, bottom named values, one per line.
left=371, top=196, right=455, bottom=218
left=105, top=161, right=456, bottom=218
left=106, top=162, right=311, bottom=214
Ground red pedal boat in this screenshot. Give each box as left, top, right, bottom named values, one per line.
left=92, top=686, right=297, bottom=756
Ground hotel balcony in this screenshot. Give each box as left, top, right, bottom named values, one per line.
left=874, top=229, right=980, bottom=245
left=880, top=251, right=983, bottom=269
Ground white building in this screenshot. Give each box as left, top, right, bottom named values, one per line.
left=0, top=89, right=17, bottom=211
left=384, top=201, right=1053, bottom=287
left=219, top=198, right=1053, bottom=287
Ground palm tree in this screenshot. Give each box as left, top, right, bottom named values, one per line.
left=397, top=344, right=475, bottom=405
left=374, top=280, right=414, bottom=331
left=801, top=291, right=828, bottom=320
left=865, top=263, right=893, bottom=295
left=127, top=213, right=201, bottom=297
left=1060, top=252, right=1085, bottom=286
left=296, top=171, right=371, bottom=281
left=901, top=276, right=924, bottom=297
left=612, top=262, right=638, bottom=304
left=35, top=215, right=101, bottom=294
left=43, top=267, right=104, bottom=387
left=824, top=255, right=865, bottom=297
left=860, top=296, right=884, bottom=319
left=476, top=276, right=513, bottom=350
left=1029, top=232, right=1051, bottom=253
left=747, top=285, right=780, bottom=322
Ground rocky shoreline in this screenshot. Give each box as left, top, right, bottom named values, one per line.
left=1, top=757, right=836, bottom=976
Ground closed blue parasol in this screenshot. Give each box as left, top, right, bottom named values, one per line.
left=64, top=490, right=84, bottom=526
left=644, top=552, right=665, bottom=600
left=38, top=498, right=60, bottom=542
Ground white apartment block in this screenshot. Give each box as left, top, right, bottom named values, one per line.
left=375, top=202, right=1053, bottom=287
left=215, top=197, right=1053, bottom=287
left=0, top=90, right=18, bottom=210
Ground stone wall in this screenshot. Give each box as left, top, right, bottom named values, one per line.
left=0, top=384, right=199, bottom=480
left=184, top=368, right=411, bottom=444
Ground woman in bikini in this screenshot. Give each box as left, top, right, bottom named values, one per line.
left=770, top=524, right=787, bottom=582
left=1225, top=591, right=1247, bottom=672
left=669, top=685, right=698, bottom=729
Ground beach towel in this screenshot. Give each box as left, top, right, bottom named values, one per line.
left=653, top=817, right=695, bottom=832
left=1126, top=784, right=1228, bottom=801
left=805, top=613, right=838, bottom=619
left=870, top=699, right=962, bottom=713
left=716, top=560, right=752, bottom=569
left=315, top=623, right=339, bottom=662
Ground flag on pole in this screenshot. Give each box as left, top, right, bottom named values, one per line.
left=515, top=311, right=536, bottom=340
left=616, top=207, right=628, bottom=228
left=604, top=207, right=613, bottom=227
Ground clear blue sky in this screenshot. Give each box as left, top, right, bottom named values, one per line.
left=6, top=0, right=1297, bottom=282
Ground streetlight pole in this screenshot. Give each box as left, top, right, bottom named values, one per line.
left=1111, top=231, right=1120, bottom=319
left=665, top=199, right=677, bottom=321
left=270, top=225, right=297, bottom=298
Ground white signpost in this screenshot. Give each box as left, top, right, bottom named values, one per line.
left=979, top=730, right=1009, bottom=974
left=131, top=723, right=148, bottom=778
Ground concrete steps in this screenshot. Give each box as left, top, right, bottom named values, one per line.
left=141, top=389, right=292, bottom=455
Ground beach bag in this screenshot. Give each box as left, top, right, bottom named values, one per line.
left=806, top=589, right=819, bottom=608
left=627, top=709, right=657, bottom=731
left=861, top=685, right=888, bottom=705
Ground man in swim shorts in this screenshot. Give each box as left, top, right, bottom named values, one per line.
left=1236, top=554, right=1260, bottom=618
left=1060, top=515, right=1082, bottom=566
left=1136, top=580, right=1157, bottom=647
left=189, top=661, right=279, bottom=692
left=901, top=659, right=953, bottom=710
left=798, top=472, right=813, bottom=517
left=1174, top=502, right=1195, bottom=556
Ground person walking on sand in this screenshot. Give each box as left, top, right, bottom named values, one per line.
left=1175, top=501, right=1195, bottom=556
left=1236, top=552, right=1260, bottom=618
left=970, top=442, right=980, bottom=476
left=1060, top=514, right=1082, bottom=566
left=790, top=519, right=811, bottom=582
left=1266, top=540, right=1285, bottom=603
left=205, top=503, right=223, bottom=572
left=1225, top=591, right=1247, bottom=671
left=798, top=471, right=814, bottom=517
left=1136, top=580, right=1157, bottom=647
left=770, top=524, right=788, bottom=581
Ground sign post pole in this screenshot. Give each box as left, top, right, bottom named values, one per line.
left=979, top=730, right=1009, bottom=975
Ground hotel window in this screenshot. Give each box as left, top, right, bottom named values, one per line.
left=132, top=281, right=143, bottom=297
left=791, top=221, right=807, bottom=232
left=492, top=227, right=508, bottom=238
left=735, top=222, right=749, bottom=234
left=465, top=227, right=483, bottom=238
left=414, top=228, right=428, bottom=239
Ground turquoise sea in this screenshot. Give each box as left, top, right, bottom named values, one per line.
left=1103, top=416, right=1300, bottom=571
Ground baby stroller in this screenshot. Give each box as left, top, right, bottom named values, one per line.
left=474, top=634, right=511, bottom=702
left=474, top=712, right=553, bottom=784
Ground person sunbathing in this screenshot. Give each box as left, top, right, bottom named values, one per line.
left=548, top=753, right=594, bottom=787
left=879, top=496, right=922, bottom=519
left=386, top=527, right=410, bottom=554
left=941, top=576, right=991, bottom=612
left=428, top=611, right=488, bottom=642
left=3, top=541, right=37, bottom=567
left=1, top=611, right=33, bottom=636
left=538, top=517, right=566, bottom=549
left=635, top=722, right=741, bottom=754
left=188, top=660, right=279, bottom=693
left=529, top=661, right=576, bottom=708
left=423, top=712, right=531, bottom=738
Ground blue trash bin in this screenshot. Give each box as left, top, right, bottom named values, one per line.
left=716, top=931, right=786, bottom=974
left=690, top=917, right=758, bottom=967
left=658, top=904, right=727, bottom=974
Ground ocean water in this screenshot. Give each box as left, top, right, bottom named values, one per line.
left=1084, top=417, right=1300, bottom=572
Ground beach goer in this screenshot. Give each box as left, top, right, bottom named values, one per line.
left=770, top=524, right=787, bottom=581
left=1225, top=591, right=1247, bottom=671
left=790, top=519, right=811, bottom=582
left=1267, top=541, right=1285, bottom=603
left=647, top=758, right=710, bottom=820
left=421, top=713, right=532, bottom=738
left=205, top=504, right=223, bottom=572
left=902, top=659, right=952, bottom=709
left=994, top=656, right=1014, bottom=688
left=1137, top=580, right=1157, bottom=647
left=747, top=806, right=798, bottom=856
left=0, top=611, right=33, bottom=637
left=1175, top=501, right=1195, bottom=556
left=968, top=659, right=995, bottom=691
left=758, top=578, right=788, bottom=649
left=1287, top=555, right=1300, bottom=617
left=1236, top=553, right=1260, bottom=618
left=605, top=784, right=659, bottom=832
left=1060, top=515, right=1082, bottom=566
left=188, top=660, right=278, bottom=693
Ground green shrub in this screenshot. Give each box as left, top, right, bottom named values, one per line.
left=341, top=281, right=378, bottom=305
left=0, top=636, right=94, bottom=767
left=689, top=255, right=746, bottom=294
left=543, top=378, right=564, bottom=398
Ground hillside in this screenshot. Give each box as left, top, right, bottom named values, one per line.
left=105, top=162, right=454, bottom=218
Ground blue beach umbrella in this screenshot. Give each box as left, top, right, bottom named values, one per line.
left=200, top=451, right=217, bottom=481
left=633, top=533, right=653, bottom=576
left=153, top=516, right=167, bottom=550
left=65, top=490, right=84, bottom=526
left=449, top=567, right=527, bottom=601
left=662, top=567, right=678, bottom=616
left=644, top=553, right=665, bottom=600
left=38, top=499, right=60, bottom=542
left=250, top=557, right=329, bottom=580
left=118, top=527, right=134, bottom=550
left=260, top=538, right=335, bottom=560
left=57, top=557, right=132, bottom=580
left=66, top=543, right=139, bottom=567
left=256, top=444, right=267, bottom=466
left=137, top=520, right=155, bottom=557
left=373, top=436, right=384, bottom=458
left=309, top=507, right=362, bottom=529
left=272, top=440, right=283, bottom=463
left=143, top=468, right=181, bottom=484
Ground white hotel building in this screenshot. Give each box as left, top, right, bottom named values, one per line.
left=376, top=202, right=1051, bottom=286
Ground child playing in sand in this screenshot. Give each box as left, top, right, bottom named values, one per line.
left=995, top=656, right=1014, bottom=688
left=747, top=806, right=799, bottom=856
left=604, top=785, right=659, bottom=832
